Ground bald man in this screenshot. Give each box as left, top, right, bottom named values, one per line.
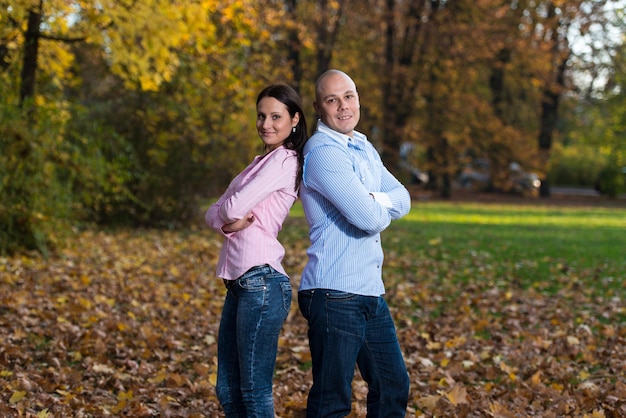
left=298, top=69, right=411, bottom=417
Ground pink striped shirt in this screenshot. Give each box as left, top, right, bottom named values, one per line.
left=205, top=146, right=298, bottom=280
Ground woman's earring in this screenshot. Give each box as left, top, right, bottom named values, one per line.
left=292, top=126, right=296, bottom=133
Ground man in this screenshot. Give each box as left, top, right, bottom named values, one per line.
left=298, top=69, right=411, bottom=417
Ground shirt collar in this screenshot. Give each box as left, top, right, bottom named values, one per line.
left=316, top=120, right=368, bottom=148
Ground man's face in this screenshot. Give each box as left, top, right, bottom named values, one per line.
left=314, top=73, right=360, bottom=137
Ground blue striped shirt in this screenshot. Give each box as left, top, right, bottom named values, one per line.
left=299, top=122, right=411, bottom=296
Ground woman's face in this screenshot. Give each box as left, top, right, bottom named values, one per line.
left=256, top=97, right=299, bottom=152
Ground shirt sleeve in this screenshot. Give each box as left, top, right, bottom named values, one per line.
left=218, top=149, right=297, bottom=223
left=205, top=177, right=241, bottom=235
left=379, top=164, right=411, bottom=220
left=205, top=193, right=231, bottom=236
left=303, top=144, right=392, bottom=235
left=370, top=192, right=392, bottom=209
left=205, top=149, right=297, bottom=232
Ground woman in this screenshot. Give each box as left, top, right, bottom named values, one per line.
left=205, top=84, right=307, bottom=417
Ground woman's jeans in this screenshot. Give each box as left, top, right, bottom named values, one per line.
left=298, top=289, right=409, bottom=418
left=216, top=265, right=292, bottom=418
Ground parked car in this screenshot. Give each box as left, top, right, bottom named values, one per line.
left=457, top=159, right=541, bottom=194
left=399, top=143, right=429, bottom=185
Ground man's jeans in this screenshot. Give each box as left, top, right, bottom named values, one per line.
left=216, top=265, right=292, bottom=418
left=298, top=289, right=409, bottom=418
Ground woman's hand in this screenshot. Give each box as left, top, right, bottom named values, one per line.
left=222, top=212, right=255, bottom=233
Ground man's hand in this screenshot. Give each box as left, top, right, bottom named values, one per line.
left=222, top=212, right=255, bottom=233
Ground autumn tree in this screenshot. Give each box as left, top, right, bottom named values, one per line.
left=558, top=2, right=626, bottom=196
left=64, top=0, right=305, bottom=225
left=1, top=1, right=87, bottom=254
left=494, top=0, right=620, bottom=197
left=372, top=0, right=534, bottom=196
left=380, top=0, right=431, bottom=181
left=1, top=0, right=300, bottom=252
left=535, top=1, right=579, bottom=197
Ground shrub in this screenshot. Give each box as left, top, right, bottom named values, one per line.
left=548, top=144, right=607, bottom=187
left=595, top=162, right=626, bottom=197
left=0, top=102, right=74, bottom=255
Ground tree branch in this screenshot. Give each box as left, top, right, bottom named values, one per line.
left=39, top=33, right=87, bottom=43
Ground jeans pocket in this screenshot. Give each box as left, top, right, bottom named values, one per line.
left=324, top=290, right=355, bottom=301
left=238, top=276, right=266, bottom=292
left=280, top=281, right=292, bottom=313
left=297, top=290, right=313, bottom=320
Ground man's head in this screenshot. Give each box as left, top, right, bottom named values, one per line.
left=314, top=69, right=360, bottom=137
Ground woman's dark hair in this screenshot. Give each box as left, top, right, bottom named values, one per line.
left=256, top=84, right=308, bottom=191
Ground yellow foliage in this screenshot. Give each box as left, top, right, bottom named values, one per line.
left=149, top=369, right=168, bottom=384
left=36, top=409, right=51, bottom=418
left=489, top=401, right=516, bottom=417
left=444, top=335, right=467, bottom=349
left=118, top=390, right=134, bottom=401
left=530, top=370, right=542, bottom=386
left=444, top=384, right=469, bottom=406
left=97, top=0, right=271, bottom=91
left=209, top=372, right=217, bottom=386
left=583, top=410, right=606, bottom=418
left=551, top=382, right=565, bottom=392
left=9, top=390, right=26, bottom=403
left=4, top=0, right=248, bottom=92
left=416, top=394, right=440, bottom=411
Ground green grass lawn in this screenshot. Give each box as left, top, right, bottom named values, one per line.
left=396, top=202, right=624, bottom=286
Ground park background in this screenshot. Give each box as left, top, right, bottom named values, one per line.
left=1, top=0, right=625, bottom=254
left=1, top=0, right=625, bottom=416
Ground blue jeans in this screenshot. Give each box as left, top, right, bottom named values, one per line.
left=216, top=265, right=292, bottom=418
left=298, top=289, right=409, bottom=418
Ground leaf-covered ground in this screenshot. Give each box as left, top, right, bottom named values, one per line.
left=1, top=197, right=625, bottom=417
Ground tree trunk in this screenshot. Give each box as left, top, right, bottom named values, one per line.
left=380, top=0, right=429, bottom=176
left=19, top=3, right=43, bottom=109
left=308, top=0, right=346, bottom=132
left=284, top=0, right=302, bottom=94
left=538, top=57, right=566, bottom=198
left=314, top=0, right=345, bottom=77
left=537, top=4, right=569, bottom=198
left=489, top=48, right=511, bottom=120
left=381, top=0, right=401, bottom=174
